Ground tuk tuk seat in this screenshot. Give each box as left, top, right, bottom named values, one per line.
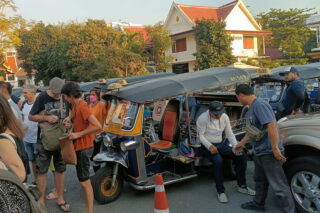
left=150, top=101, right=180, bottom=150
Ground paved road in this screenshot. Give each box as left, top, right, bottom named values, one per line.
left=41, top=161, right=283, bottom=213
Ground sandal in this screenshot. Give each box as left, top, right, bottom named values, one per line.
left=46, top=188, right=67, bottom=200
left=46, top=191, right=58, bottom=200
left=57, top=202, right=71, bottom=212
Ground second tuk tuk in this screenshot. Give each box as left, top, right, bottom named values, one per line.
left=91, top=67, right=252, bottom=204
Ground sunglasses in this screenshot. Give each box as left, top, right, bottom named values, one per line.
left=210, top=112, right=221, bottom=117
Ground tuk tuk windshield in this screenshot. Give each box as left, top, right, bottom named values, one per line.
left=107, top=99, right=139, bottom=130
left=254, top=82, right=283, bottom=103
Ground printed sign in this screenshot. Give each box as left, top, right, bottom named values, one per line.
left=152, top=100, right=167, bottom=121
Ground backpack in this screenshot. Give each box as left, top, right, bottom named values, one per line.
left=0, top=133, right=47, bottom=213
left=39, top=97, right=66, bottom=151
left=39, top=120, right=65, bottom=151
left=0, top=133, right=30, bottom=177
left=0, top=169, right=47, bottom=213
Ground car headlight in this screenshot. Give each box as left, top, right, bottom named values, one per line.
left=120, top=140, right=139, bottom=152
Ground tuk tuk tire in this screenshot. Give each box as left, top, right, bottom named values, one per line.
left=223, top=159, right=236, bottom=180
left=91, top=165, right=124, bottom=204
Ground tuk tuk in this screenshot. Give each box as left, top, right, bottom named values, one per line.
left=91, top=68, right=252, bottom=204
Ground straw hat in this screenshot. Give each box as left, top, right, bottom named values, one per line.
left=118, top=79, right=128, bottom=86
left=98, top=78, right=107, bottom=84
left=107, top=83, right=122, bottom=90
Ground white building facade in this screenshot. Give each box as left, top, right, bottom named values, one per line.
left=164, top=0, right=271, bottom=73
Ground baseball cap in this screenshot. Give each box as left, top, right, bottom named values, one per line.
left=49, top=77, right=65, bottom=94
left=209, top=101, right=225, bottom=115
left=279, top=67, right=299, bottom=76
left=23, top=84, right=37, bottom=93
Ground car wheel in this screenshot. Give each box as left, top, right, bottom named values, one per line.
left=285, top=156, right=320, bottom=213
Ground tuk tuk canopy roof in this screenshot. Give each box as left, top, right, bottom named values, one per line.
left=253, top=62, right=320, bottom=82
left=115, top=67, right=252, bottom=103
left=79, top=73, right=175, bottom=92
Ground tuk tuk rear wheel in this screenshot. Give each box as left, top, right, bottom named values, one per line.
left=91, top=165, right=124, bottom=204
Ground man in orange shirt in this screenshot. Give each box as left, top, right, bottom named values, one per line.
left=61, top=82, right=101, bottom=213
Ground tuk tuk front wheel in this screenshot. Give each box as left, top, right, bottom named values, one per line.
left=91, top=165, right=124, bottom=204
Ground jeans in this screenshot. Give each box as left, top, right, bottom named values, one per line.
left=253, top=154, right=295, bottom=213
left=201, top=140, right=247, bottom=193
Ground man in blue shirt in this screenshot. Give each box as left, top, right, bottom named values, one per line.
left=234, top=84, right=295, bottom=213
left=279, top=68, right=307, bottom=117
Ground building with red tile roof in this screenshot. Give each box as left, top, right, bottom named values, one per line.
left=164, top=0, right=272, bottom=73
left=3, top=52, right=19, bottom=74
left=2, top=51, right=35, bottom=87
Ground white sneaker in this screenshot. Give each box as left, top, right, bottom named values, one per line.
left=217, top=192, right=229, bottom=203
left=238, top=186, right=256, bottom=196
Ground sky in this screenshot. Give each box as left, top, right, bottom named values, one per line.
left=13, top=0, right=320, bottom=26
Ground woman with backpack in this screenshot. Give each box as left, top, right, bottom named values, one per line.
left=0, top=93, right=31, bottom=212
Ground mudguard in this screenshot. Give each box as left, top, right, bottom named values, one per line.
left=93, top=151, right=128, bottom=168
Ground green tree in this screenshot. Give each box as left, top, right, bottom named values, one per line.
left=66, top=20, right=147, bottom=79
left=256, top=8, right=316, bottom=58
left=17, top=22, right=66, bottom=83
left=0, top=0, right=25, bottom=66
left=18, top=19, right=149, bottom=83
left=146, top=23, right=174, bottom=72
left=193, top=19, right=234, bottom=70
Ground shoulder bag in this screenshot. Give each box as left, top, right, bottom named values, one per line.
left=39, top=98, right=65, bottom=151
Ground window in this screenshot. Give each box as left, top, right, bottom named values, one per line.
left=172, top=63, right=189, bottom=74
left=172, top=38, right=187, bottom=53
left=109, top=100, right=139, bottom=130
left=243, top=36, right=254, bottom=49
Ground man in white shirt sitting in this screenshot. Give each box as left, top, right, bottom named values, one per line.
left=197, top=101, right=255, bottom=203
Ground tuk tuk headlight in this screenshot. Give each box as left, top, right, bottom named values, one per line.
left=103, top=135, right=112, bottom=147
left=120, top=140, right=139, bottom=152
left=95, top=133, right=104, bottom=143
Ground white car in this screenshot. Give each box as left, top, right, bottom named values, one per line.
left=278, top=113, right=320, bottom=213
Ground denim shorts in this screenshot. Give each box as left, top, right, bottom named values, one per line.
left=76, top=148, right=93, bottom=182
left=24, top=142, right=36, bottom=161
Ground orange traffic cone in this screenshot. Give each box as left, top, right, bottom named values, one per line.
left=154, top=173, right=169, bottom=213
